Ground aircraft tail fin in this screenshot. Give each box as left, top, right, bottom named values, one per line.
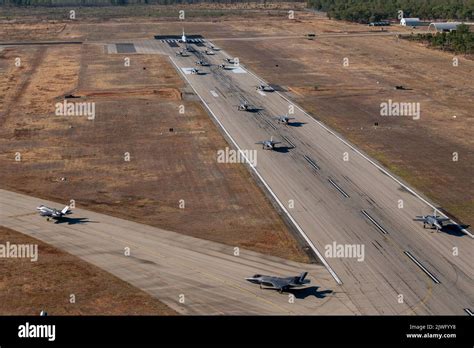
left=298, top=272, right=308, bottom=283
left=61, top=206, right=70, bottom=214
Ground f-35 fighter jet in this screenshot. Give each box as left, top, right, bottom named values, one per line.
left=246, top=272, right=310, bottom=293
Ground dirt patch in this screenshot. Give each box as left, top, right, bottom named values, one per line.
left=0, top=226, right=177, bottom=315
left=73, top=87, right=182, bottom=100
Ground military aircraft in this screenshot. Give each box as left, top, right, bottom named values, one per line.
left=209, top=45, right=220, bottom=51
left=205, top=50, right=215, bottom=55
left=275, top=114, right=295, bottom=124
left=218, top=64, right=235, bottom=70
left=246, top=272, right=310, bottom=293
left=190, top=68, right=200, bottom=75
left=414, top=209, right=450, bottom=231
left=224, top=58, right=238, bottom=64
left=175, top=50, right=190, bottom=57
left=237, top=101, right=260, bottom=112
left=195, top=59, right=210, bottom=66
left=256, top=84, right=275, bottom=92
left=256, top=136, right=280, bottom=150
left=37, top=205, right=71, bottom=221
left=180, top=28, right=187, bottom=43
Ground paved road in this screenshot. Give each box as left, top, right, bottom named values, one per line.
left=122, top=39, right=473, bottom=315
left=0, top=189, right=356, bottom=315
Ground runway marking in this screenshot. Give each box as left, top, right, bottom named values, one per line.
left=169, top=56, right=343, bottom=286
left=242, top=65, right=474, bottom=239
left=361, top=210, right=388, bottom=234
left=328, top=178, right=350, bottom=198
left=281, top=135, right=296, bottom=148
left=303, top=155, right=320, bottom=171
left=263, top=118, right=277, bottom=130
left=404, top=251, right=441, bottom=284
left=464, top=308, right=473, bottom=316
left=210, top=90, right=219, bottom=97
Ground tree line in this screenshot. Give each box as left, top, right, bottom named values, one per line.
left=307, top=0, right=473, bottom=23
left=407, top=24, right=473, bottom=54
left=1, top=0, right=303, bottom=5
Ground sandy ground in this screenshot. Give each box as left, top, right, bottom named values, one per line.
left=0, top=226, right=177, bottom=315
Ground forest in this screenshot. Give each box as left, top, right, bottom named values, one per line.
left=307, top=0, right=473, bottom=23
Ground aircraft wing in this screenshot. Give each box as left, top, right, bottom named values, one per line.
left=267, top=278, right=290, bottom=289
left=436, top=217, right=450, bottom=222
left=413, top=217, right=427, bottom=221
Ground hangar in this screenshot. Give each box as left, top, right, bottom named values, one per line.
left=428, top=22, right=463, bottom=32
left=400, top=17, right=421, bottom=26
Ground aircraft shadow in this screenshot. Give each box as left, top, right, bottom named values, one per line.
left=287, top=122, right=307, bottom=127
left=287, top=286, right=333, bottom=299
left=439, top=223, right=470, bottom=237
left=54, top=217, right=97, bottom=225
left=273, top=146, right=293, bottom=153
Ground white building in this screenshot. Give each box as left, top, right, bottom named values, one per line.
left=400, top=18, right=421, bottom=26
left=428, top=22, right=463, bottom=32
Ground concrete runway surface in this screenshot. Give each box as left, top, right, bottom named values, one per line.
left=109, top=38, right=474, bottom=315
left=0, top=189, right=357, bottom=315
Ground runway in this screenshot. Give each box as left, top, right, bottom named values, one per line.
left=120, top=38, right=474, bottom=315
left=0, top=189, right=356, bottom=315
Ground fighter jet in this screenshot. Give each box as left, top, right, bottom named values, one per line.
left=256, top=136, right=280, bottom=150
left=246, top=272, right=310, bottom=293
left=195, top=59, right=210, bottom=66
left=236, top=101, right=259, bottom=112
left=190, top=68, right=200, bottom=75
left=218, top=64, right=235, bottom=70
left=175, top=50, right=190, bottom=57
left=224, top=58, right=238, bottom=64
left=180, top=28, right=186, bottom=43
left=205, top=50, right=215, bottom=55
left=414, top=209, right=450, bottom=231
left=209, top=44, right=220, bottom=51
left=275, top=114, right=295, bottom=124
left=256, top=84, right=275, bottom=92
left=37, top=205, right=71, bottom=221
